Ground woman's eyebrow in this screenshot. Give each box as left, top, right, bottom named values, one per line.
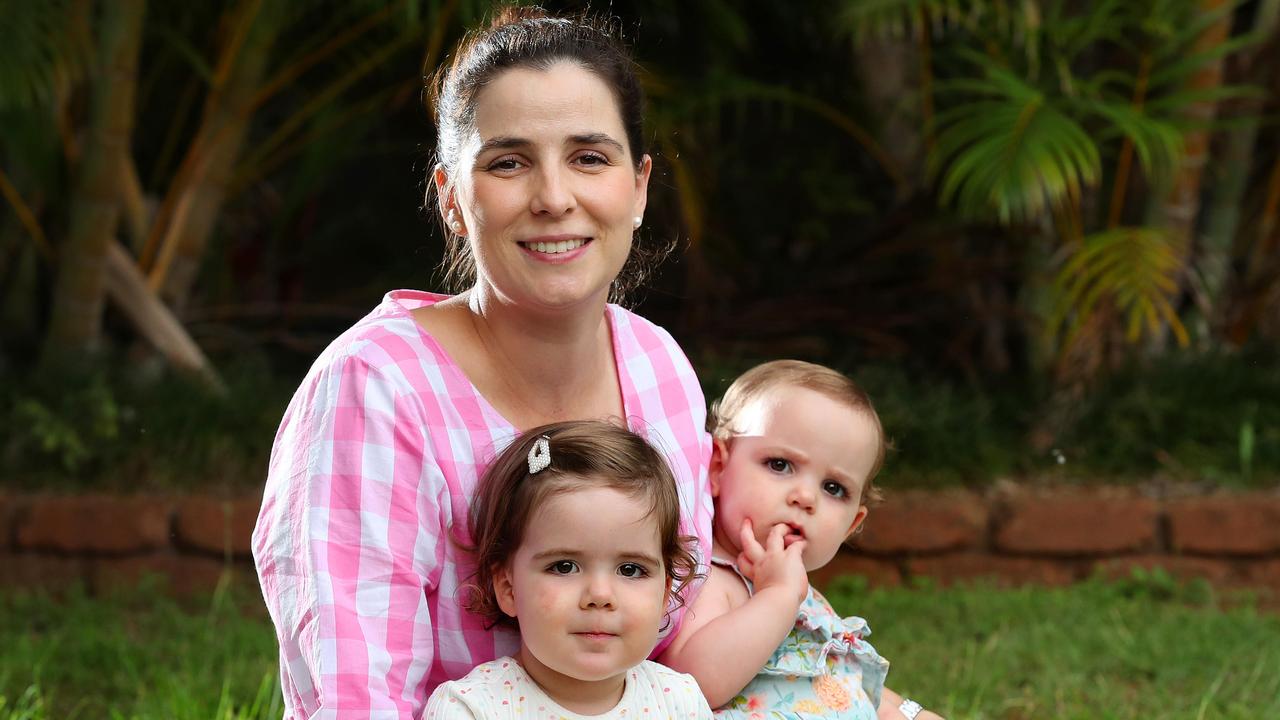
left=477, top=133, right=625, bottom=155
left=569, top=132, right=625, bottom=153
left=476, top=136, right=529, bottom=154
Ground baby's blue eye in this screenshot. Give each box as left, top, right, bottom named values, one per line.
left=766, top=458, right=791, bottom=473
left=548, top=561, right=578, bottom=574
left=822, top=480, right=848, bottom=499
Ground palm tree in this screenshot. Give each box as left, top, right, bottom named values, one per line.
left=1200, top=0, right=1280, bottom=342
left=839, top=0, right=1254, bottom=371
left=2, top=0, right=476, bottom=382
left=43, top=0, right=147, bottom=361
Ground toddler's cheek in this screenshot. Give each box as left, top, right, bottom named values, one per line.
left=533, top=590, right=561, bottom=616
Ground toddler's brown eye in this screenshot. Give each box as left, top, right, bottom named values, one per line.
left=549, top=561, right=577, bottom=574
left=618, top=563, right=647, bottom=578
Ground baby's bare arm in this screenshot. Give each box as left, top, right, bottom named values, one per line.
left=659, top=564, right=799, bottom=708
left=662, top=522, right=809, bottom=707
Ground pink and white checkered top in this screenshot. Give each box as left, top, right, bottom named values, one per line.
left=252, top=290, right=713, bottom=720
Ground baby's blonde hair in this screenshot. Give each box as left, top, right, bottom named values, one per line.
left=709, top=360, right=887, bottom=506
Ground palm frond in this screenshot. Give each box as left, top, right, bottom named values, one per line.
left=0, top=0, right=89, bottom=110
left=1147, top=32, right=1260, bottom=90
left=1146, top=85, right=1268, bottom=118
left=1044, top=0, right=1128, bottom=62
left=835, top=0, right=972, bottom=45
left=149, top=21, right=216, bottom=84
left=1147, top=0, right=1243, bottom=51
left=931, top=61, right=1099, bottom=224
left=646, top=71, right=907, bottom=193
left=697, top=0, right=753, bottom=51
left=1049, top=227, right=1189, bottom=347
left=1082, top=99, right=1183, bottom=184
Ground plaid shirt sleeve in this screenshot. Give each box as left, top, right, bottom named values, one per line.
left=254, top=346, right=444, bottom=720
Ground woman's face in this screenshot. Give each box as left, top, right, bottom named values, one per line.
left=441, top=61, right=651, bottom=312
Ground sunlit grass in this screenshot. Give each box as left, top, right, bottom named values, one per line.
left=2, top=572, right=1276, bottom=719
left=829, top=571, right=1280, bottom=720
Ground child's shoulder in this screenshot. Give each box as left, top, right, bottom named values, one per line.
left=630, top=661, right=713, bottom=716
left=704, top=559, right=752, bottom=606
left=441, top=656, right=525, bottom=693
left=425, top=657, right=528, bottom=717
left=669, top=561, right=750, bottom=641
left=635, top=659, right=696, bottom=683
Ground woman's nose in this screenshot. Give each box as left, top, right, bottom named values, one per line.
left=530, top=166, right=576, bottom=216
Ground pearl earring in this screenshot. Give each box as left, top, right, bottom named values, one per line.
left=633, top=216, right=643, bottom=229
left=447, top=210, right=463, bottom=235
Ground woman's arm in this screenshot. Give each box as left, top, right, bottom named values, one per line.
left=253, top=352, right=440, bottom=719
left=659, top=522, right=808, bottom=708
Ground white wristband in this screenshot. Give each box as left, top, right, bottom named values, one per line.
left=899, top=698, right=924, bottom=719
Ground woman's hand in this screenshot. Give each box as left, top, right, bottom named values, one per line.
left=736, top=518, right=809, bottom=606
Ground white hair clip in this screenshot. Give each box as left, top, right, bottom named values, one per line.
left=527, top=435, right=551, bottom=474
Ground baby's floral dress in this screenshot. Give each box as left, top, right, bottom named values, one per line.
left=711, top=558, right=888, bottom=720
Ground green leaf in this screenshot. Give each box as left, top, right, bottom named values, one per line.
left=836, top=0, right=973, bottom=45
left=1083, top=99, right=1183, bottom=183
left=1048, top=227, right=1189, bottom=348
left=931, top=60, right=1099, bottom=224
left=0, top=0, right=90, bottom=110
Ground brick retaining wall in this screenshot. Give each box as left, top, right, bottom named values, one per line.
left=3, top=486, right=1279, bottom=598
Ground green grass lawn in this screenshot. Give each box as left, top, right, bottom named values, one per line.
left=2, top=573, right=1277, bottom=719
left=0, top=578, right=279, bottom=720
left=826, top=573, right=1280, bottom=720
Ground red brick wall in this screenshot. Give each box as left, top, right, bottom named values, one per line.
left=3, top=487, right=1279, bottom=598
left=1, top=494, right=260, bottom=596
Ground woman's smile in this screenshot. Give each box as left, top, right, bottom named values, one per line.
left=519, top=235, right=592, bottom=260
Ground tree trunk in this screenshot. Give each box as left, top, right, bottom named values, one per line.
left=1154, top=0, right=1233, bottom=349
left=42, top=0, right=146, bottom=361
left=1205, top=0, right=1280, bottom=342
left=853, top=34, right=924, bottom=193
left=104, top=241, right=225, bottom=392
left=0, top=221, right=42, bottom=354
left=148, top=1, right=278, bottom=314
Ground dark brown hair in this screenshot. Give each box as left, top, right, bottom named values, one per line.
left=709, top=360, right=888, bottom=506
left=428, top=5, right=669, bottom=302
left=462, top=420, right=699, bottom=630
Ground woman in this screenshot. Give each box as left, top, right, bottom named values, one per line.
left=252, top=7, right=713, bottom=719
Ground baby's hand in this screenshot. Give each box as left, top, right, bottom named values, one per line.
left=737, top=519, right=809, bottom=606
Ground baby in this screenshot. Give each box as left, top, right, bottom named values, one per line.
left=662, top=360, right=940, bottom=719
left=426, top=420, right=714, bottom=719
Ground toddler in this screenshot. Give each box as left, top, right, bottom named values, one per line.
left=662, top=360, right=939, bottom=720
left=425, top=420, right=714, bottom=719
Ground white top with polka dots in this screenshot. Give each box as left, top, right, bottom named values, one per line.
left=424, top=657, right=713, bottom=719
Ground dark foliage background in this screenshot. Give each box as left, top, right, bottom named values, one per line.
left=2, top=0, right=1278, bottom=490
